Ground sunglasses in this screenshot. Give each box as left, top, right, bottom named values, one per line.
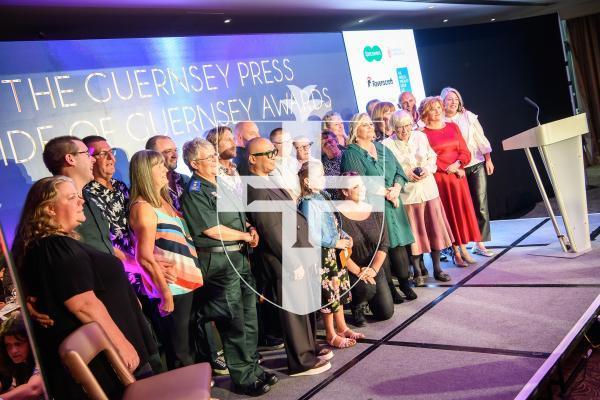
left=251, top=148, right=278, bottom=159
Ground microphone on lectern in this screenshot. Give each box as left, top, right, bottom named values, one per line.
left=524, top=96, right=541, bottom=126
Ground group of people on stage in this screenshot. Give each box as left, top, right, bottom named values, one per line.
left=5, top=86, right=495, bottom=398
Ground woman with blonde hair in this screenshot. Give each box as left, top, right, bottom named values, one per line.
left=129, top=150, right=203, bottom=370
left=371, top=102, right=396, bottom=142
left=12, top=176, right=155, bottom=398
left=419, top=97, right=481, bottom=267
left=441, top=87, right=495, bottom=257
left=342, top=113, right=415, bottom=304
left=383, top=110, right=453, bottom=283
left=322, top=111, right=348, bottom=147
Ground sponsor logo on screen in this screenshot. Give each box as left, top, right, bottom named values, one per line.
left=396, top=67, right=412, bottom=93
left=363, top=45, right=383, bottom=62
left=367, top=76, right=394, bottom=88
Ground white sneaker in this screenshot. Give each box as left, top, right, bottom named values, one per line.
left=318, top=348, right=334, bottom=361
left=290, top=360, right=331, bottom=377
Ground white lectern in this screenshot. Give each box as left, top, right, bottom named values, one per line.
left=503, top=113, right=591, bottom=255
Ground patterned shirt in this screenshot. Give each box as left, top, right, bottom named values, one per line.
left=322, top=153, right=343, bottom=200
left=168, top=171, right=188, bottom=212
left=83, top=179, right=134, bottom=257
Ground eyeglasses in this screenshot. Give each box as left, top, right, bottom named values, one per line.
left=196, top=153, right=219, bottom=161
left=294, top=143, right=313, bottom=151
left=71, top=150, right=91, bottom=157
left=251, top=148, right=278, bottom=159
left=396, top=124, right=413, bottom=131
left=93, top=149, right=117, bottom=159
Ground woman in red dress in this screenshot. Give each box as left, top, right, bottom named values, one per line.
left=419, top=96, right=481, bottom=267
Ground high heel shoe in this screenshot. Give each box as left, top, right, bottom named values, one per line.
left=460, top=248, right=477, bottom=265
left=453, top=255, right=468, bottom=268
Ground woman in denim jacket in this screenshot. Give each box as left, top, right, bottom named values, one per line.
left=298, top=161, right=365, bottom=348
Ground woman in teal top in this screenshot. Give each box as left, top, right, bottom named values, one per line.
left=341, top=113, right=417, bottom=302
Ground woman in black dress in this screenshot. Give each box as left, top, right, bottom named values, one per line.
left=337, top=172, right=394, bottom=327
left=12, top=176, right=155, bottom=399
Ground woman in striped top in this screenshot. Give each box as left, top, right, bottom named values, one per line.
left=129, top=150, right=203, bottom=370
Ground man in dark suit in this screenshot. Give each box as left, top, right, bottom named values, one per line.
left=245, top=137, right=331, bottom=377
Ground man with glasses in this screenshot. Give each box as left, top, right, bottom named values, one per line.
left=269, top=128, right=301, bottom=201
left=145, top=135, right=190, bottom=212
left=181, top=138, right=275, bottom=397
left=82, top=136, right=133, bottom=258
left=42, top=136, right=113, bottom=255
left=293, top=136, right=317, bottom=167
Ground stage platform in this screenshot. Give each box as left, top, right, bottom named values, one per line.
left=212, top=214, right=600, bottom=400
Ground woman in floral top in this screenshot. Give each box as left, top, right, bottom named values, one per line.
left=298, top=161, right=365, bottom=349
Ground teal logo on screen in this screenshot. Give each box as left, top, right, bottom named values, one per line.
left=363, top=45, right=383, bottom=62
left=396, top=67, right=412, bottom=93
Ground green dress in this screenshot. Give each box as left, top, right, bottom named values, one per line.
left=341, top=142, right=415, bottom=248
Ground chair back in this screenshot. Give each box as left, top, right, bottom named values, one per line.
left=59, top=322, right=136, bottom=400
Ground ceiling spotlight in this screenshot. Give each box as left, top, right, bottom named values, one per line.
left=224, top=18, right=231, bottom=24
left=443, top=19, right=448, bottom=23
left=428, top=5, right=435, bottom=9
left=490, top=18, right=496, bottom=21
left=358, top=19, right=364, bottom=23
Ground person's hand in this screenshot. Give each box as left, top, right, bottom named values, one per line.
left=486, top=159, right=495, bottom=175
left=392, top=198, right=400, bottom=208
left=249, top=229, right=259, bottom=248
left=406, top=170, right=419, bottom=182
left=456, top=168, right=466, bottom=179
left=335, top=238, right=351, bottom=250
left=116, top=338, right=140, bottom=373
left=160, top=261, right=177, bottom=284
left=359, top=267, right=376, bottom=285
left=27, top=296, right=54, bottom=328
left=347, top=235, right=353, bottom=248
left=387, top=185, right=401, bottom=200
left=158, top=293, right=174, bottom=317
left=446, top=161, right=460, bottom=174
left=419, top=169, right=429, bottom=178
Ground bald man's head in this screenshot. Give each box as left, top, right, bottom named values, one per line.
left=247, top=137, right=277, bottom=176
left=234, top=121, right=260, bottom=147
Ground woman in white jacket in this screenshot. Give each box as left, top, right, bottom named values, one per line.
left=441, top=87, right=495, bottom=257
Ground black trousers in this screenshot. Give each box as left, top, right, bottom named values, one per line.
left=151, top=291, right=197, bottom=370
left=250, top=251, right=283, bottom=343
left=349, top=268, right=394, bottom=321
left=465, top=162, right=491, bottom=242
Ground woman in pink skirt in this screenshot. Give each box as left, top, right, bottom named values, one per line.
left=383, top=110, right=454, bottom=283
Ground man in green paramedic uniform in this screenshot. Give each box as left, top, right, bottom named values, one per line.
left=181, top=138, right=277, bottom=397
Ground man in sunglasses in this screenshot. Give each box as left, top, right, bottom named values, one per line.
left=246, top=137, right=332, bottom=378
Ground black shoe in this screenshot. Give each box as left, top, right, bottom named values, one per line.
left=258, top=371, right=279, bottom=386
left=211, top=351, right=229, bottom=375
left=391, top=288, right=404, bottom=304
left=352, top=306, right=367, bottom=327
left=434, top=271, right=452, bottom=282
left=258, top=335, right=285, bottom=351
left=399, top=283, right=418, bottom=301
left=235, top=380, right=271, bottom=397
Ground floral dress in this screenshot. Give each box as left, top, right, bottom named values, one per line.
left=298, top=191, right=351, bottom=313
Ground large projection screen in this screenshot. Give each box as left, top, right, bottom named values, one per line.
left=0, top=32, right=358, bottom=245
